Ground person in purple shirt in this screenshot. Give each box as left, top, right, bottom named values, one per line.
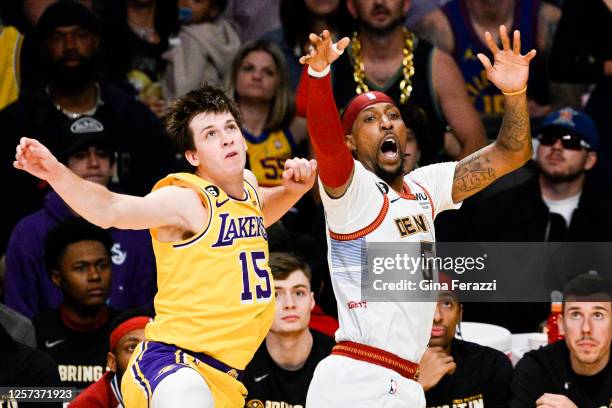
left=4, top=116, right=157, bottom=318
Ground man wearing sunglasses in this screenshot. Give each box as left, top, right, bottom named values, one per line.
left=460, top=107, right=612, bottom=333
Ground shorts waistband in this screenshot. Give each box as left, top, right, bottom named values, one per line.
left=331, top=341, right=420, bottom=381
left=183, top=347, right=243, bottom=381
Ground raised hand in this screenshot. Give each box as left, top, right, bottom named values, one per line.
left=13, top=137, right=61, bottom=181
left=477, top=25, right=537, bottom=94
left=299, top=30, right=350, bottom=73
left=282, top=158, right=318, bottom=195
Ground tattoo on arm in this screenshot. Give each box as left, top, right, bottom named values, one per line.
left=453, top=154, right=496, bottom=193
left=496, top=97, right=530, bottom=153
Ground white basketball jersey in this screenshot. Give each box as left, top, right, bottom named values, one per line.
left=320, top=160, right=461, bottom=363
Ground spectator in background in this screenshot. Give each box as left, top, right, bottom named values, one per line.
left=162, top=0, right=240, bottom=100
left=226, top=40, right=308, bottom=187
left=419, top=292, right=513, bottom=408
left=0, top=17, right=24, bottom=109
left=69, top=308, right=153, bottom=407
left=465, top=108, right=609, bottom=242
left=18, top=0, right=96, bottom=91
left=459, top=108, right=611, bottom=333
left=0, top=324, right=62, bottom=408
left=243, top=253, right=335, bottom=408
left=262, top=0, right=353, bottom=89
left=223, top=0, right=281, bottom=42
left=413, top=0, right=571, bottom=139
left=101, top=0, right=177, bottom=117
left=0, top=0, right=178, bottom=254
left=329, top=0, right=487, bottom=161
left=34, top=218, right=118, bottom=391
left=510, top=273, right=612, bottom=408
left=4, top=117, right=156, bottom=319
left=549, top=0, right=612, bottom=189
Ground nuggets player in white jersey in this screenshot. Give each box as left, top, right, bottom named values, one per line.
left=299, top=26, right=536, bottom=407
left=13, top=84, right=317, bottom=407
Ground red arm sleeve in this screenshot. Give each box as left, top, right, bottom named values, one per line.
left=295, top=66, right=308, bottom=118
left=306, top=71, right=354, bottom=188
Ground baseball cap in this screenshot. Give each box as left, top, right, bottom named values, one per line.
left=341, top=91, right=396, bottom=135
left=537, top=107, right=599, bottom=151
left=57, top=116, right=114, bottom=161
left=36, top=0, right=99, bottom=37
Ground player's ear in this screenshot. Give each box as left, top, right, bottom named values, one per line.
left=345, top=134, right=357, bottom=153
left=184, top=150, right=200, bottom=167
left=310, top=292, right=316, bottom=311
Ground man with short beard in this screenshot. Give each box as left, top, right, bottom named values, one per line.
left=466, top=107, right=611, bottom=244
left=0, top=0, right=178, bottom=254
left=301, top=24, right=535, bottom=406
left=329, top=0, right=487, bottom=162
left=458, top=107, right=612, bottom=334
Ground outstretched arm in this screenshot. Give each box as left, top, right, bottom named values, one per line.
left=14, top=137, right=203, bottom=231
left=299, top=30, right=354, bottom=198
left=451, top=26, right=536, bottom=203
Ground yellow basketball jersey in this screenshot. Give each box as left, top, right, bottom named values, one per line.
left=0, top=26, right=23, bottom=110
left=145, top=173, right=275, bottom=370
left=245, top=128, right=296, bottom=187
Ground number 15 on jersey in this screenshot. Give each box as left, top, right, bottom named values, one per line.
left=239, top=251, right=272, bottom=303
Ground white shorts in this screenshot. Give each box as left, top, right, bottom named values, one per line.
left=306, top=355, right=425, bottom=408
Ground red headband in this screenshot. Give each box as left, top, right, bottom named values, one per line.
left=341, top=91, right=396, bottom=135
left=109, top=316, right=151, bottom=351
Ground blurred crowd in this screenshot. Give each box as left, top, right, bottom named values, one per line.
left=0, top=0, right=610, bottom=407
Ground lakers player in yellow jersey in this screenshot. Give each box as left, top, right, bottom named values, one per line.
left=13, top=84, right=317, bottom=407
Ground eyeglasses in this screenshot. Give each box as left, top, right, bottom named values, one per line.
left=537, top=132, right=591, bottom=151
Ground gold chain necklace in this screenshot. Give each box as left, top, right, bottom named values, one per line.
left=351, top=27, right=415, bottom=105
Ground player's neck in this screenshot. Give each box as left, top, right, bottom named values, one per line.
left=359, top=25, right=405, bottom=62
left=239, top=100, right=270, bottom=136
left=266, top=329, right=313, bottom=371
left=539, top=174, right=584, bottom=201
left=570, top=348, right=610, bottom=376
left=196, top=168, right=246, bottom=199
left=467, top=0, right=514, bottom=29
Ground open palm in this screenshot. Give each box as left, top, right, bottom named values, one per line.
left=299, top=30, right=350, bottom=73
left=477, top=26, right=536, bottom=94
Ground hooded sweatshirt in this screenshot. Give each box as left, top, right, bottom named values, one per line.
left=4, top=190, right=157, bottom=319
left=162, top=18, right=241, bottom=99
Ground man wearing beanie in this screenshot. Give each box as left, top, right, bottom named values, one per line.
left=300, top=26, right=535, bottom=406
left=0, top=0, right=178, bottom=255
left=69, top=309, right=153, bottom=407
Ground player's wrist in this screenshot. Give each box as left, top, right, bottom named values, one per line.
left=308, top=65, right=331, bottom=77
left=502, top=86, right=527, bottom=96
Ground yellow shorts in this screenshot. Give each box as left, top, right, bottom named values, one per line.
left=121, top=341, right=247, bottom=407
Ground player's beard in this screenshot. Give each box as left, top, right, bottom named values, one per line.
left=46, top=55, right=97, bottom=94
left=373, top=160, right=404, bottom=186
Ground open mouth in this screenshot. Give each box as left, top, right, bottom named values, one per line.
left=225, top=151, right=238, bottom=159
left=380, top=137, right=399, bottom=159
